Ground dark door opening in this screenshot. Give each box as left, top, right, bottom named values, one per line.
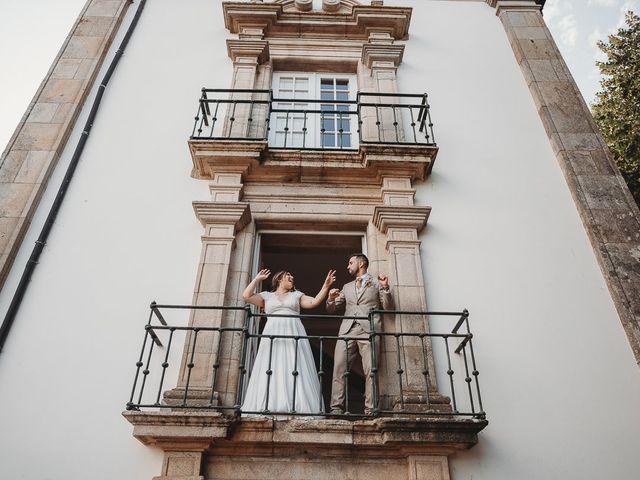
left=258, top=232, right=366, bottom=413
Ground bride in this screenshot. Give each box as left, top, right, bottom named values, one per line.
left=241, top=268, right=336, bottom=416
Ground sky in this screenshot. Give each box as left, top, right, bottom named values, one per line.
left=0, top=0, right=639, bottom=152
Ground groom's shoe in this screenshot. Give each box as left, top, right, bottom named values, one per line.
left=329, top=408, right=344, bottom=415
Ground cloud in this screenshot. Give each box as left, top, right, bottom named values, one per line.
left=587, top=0, right=617, bottom=6
left=544, top=2, right=579, bottom=50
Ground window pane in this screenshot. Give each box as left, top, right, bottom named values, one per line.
left=279, top=77, right=293, bottom=90
left=322, top=133, right=335, bottom=147
left=292, top=132, right=304, bottom=147
left=321, top=91, right=334, bottom=101
left=322, top=118, right=335, bottom=132
left=337, top=118, right=350, bottom=131
left=336, top=91, right=348, bottom=101
left=295, top=78, right=309, bottom=90
left=340, top=134, right=351, bottom=148
left=336, top=79, right=349, bottom=89
left=321, top=78, right=333, bottom=88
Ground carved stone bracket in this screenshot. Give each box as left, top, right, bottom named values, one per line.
left=192, top=201, right=251, bottom=233
left=373, top=205, right=431, bottom=234
left=362, top=43, right=405, bottom=70
left=226, top=39, right=270, bottom=65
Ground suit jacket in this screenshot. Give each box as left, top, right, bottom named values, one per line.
left=327, top=277, right=393, bottom=335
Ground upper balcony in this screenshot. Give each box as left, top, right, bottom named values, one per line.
left=188, top=88, right=439, bottom=182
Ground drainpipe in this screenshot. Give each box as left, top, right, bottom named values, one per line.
left=0, top=0, right=148, bottom=353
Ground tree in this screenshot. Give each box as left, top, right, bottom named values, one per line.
left=592, top=11, right=640, bottom=207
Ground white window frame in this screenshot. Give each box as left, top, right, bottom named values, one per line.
left=270, top=72, right=358, bottom=149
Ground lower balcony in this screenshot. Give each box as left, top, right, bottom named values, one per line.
left=123, top=303, right=487, bottom=460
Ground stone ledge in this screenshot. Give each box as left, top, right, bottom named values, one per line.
left=188, top=139, right=438, bottom=185
left=123, top=410, right=487, bottom=455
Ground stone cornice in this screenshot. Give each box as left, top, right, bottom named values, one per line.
left=373, top=205, right=431, bottom=233
left=226, top=39, right=270, bottom=64
left=192, top=201, right=251, bottom=231
left=486, top=0, right=542, bottom=13
left=361, top=43, right=405, bottom=69
left=222, top=2, right=412, bottom=40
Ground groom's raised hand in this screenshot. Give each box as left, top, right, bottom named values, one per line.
left=378, top=274, right=389, bottom=290
left=328, top=288, right=341, bottom=302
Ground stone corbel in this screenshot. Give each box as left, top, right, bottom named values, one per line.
left=361, top=43, right=404, bottom=70
left=193, top=202, right=251, bottom=236
left=189, top=139, right=266, bottom=180
left=373, top=205, right=431, bottom=235
left=226, top=39, right=269, bottom=65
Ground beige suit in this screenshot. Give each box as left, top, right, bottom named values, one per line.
left=327, top=276, right=392, bottom=413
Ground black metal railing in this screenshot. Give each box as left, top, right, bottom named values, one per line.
left=190, top=89, right=436, bottom=149
left=126, top=303, right=484, bottom=420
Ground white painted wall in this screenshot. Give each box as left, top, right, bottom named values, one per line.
left=0, top=1, right=638, bottom=480
left=0, top=1, right=231, bottom=479
left=401, top=1, right=640, bottom=479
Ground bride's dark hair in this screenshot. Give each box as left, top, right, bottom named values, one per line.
left=271, top=270, right=296, bottom=292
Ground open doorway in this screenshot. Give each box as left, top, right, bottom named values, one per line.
left=256, top=231, right=367, bottom=413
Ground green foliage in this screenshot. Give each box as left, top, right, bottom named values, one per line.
left=592, top=11, right=640, bottom=207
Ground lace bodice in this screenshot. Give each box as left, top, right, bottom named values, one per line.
left=259, top=290, right=304, bottom=315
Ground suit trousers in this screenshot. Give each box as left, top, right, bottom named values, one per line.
left=330, top=322, right=379, bottom=413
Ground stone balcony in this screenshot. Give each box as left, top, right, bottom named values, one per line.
left=187, top=88, right=439, bottom=183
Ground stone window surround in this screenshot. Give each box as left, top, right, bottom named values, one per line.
left=177, top=0, right=446, bottom=414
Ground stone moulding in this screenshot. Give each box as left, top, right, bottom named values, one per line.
left=123, top=410, right=488, bottom=454
left=373, top=205, right=431, bottom=234
left=192, top=202, right=251, bottom=231
left=222, top=2, right=412, bottom=40
left=188, top=139, right=438, bottom=185
left=361, top=43, right=405, bottom=69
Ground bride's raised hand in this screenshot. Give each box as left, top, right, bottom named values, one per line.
left=255, top=269, right=271, bottom=282
left=323, top=270, right=336, bottom=289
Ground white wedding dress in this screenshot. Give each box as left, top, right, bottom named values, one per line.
left=241, top=290, right=324, bottom=416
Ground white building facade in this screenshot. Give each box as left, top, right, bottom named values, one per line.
left=0, top=1, right=639, bottom=479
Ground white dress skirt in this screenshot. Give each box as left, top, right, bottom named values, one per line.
left=241, top=290, right=324, bottom=416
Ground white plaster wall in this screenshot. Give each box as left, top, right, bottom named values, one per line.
left=397, top=1, right=640, bottom=479
left=0, top=1, right=231, bottom=479
left=0, top=1, right=639, bottom=480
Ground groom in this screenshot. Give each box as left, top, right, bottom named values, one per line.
left=326, top=253, right=392, bottom=415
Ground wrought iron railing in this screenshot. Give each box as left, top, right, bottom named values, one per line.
left=126, top=303, right=484, bottom=420
left=190, top=89, right=436, bottom=149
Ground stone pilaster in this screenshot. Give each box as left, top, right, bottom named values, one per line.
left=0, top=0, right=130, bottom=289
left=155, top=451, right=205, bottom=480
left=491, top=0, right=640, bottom=365
left=225, top=39, right=271, bottom=139
left=168, top=202, right=251, bottom=406
left=359, top=34, right=405, bottom=143
left=407, top=456, right=450, bottom=480
left=373, top=177, right=449, bottom=412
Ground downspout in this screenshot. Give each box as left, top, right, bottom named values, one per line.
left=0, top=0, right=148, bottom=353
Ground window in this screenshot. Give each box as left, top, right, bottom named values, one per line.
left=270, top=72, right=357, bottom=149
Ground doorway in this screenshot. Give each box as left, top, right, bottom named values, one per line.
left=256, top=231, right=367, bottom=413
